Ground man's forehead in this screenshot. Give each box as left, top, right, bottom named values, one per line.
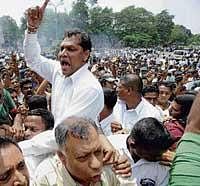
left=67, top=133, right=100, bottom=152
left=62, top=35, right=81, bottom=44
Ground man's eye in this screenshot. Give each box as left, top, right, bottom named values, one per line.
left=68, top=48, right=76, bottom=51
left=78, top=154, right=89, bottom=161
left=60, top=46, right=64, bottom=51
left=18, top=161, right=25, bottom=170
left=94, top=149, right=102, bottom=156
left=0, top=171, right=11, bottom=183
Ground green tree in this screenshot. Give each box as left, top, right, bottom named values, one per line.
left=170, top=25, right=192, bottom=45
left=188, top=34, right=200, bottom=46
left=114, top=6, right=158, bottom=47
left=155, top=10, right=174, bottom=45
left=0, top=16, right=19, bottom=48
left=69, top=0, right=89, bottom=31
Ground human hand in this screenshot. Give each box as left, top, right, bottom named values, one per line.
left=111, top=121, right=123, bottom=133
left=159, top=150, right=175, bottom=166
left=99, top=134, right=119, bottom=165
left=112, top=153, right=132, bottom=178
left=0, top=124, right=15, bottom=137
left=26, top=0, right=49, bottom=31
left=12, top=113, right=25, bottom=141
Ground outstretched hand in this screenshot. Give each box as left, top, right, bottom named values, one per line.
left=27, top=0, right=49, bottom=30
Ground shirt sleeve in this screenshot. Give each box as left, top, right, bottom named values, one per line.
left=3, top=89, right=16, bottom=111
left=19, top=130, right=57, bottom=156
left=23, top=31, right=59, bottom=83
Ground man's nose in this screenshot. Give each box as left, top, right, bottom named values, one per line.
left=89, top=155, right=102, bottom=170
left=13, top=170, right=27, bottom=186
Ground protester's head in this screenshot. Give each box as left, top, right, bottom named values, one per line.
left=99, top=76, right=116, bottom=90
left=117, top=74, right=143, bottom=101
left=24, top=108, right=54, bottom=140
left=27, top=95, right=48, bottom=110
left=58, top=29, right=91, bottom=77
left=0, top=137, right=29, bottom=186
left=55, top=116, right=103, bottom=185
left=99, top=88, right=117, bottom=121
left=7, top=88, right=19, bottom=106
left=158, top=81, right=173, bottom=104
left=127, top=117, right=172, bottom=162
left=169, top=94, right=196, bottom=126
left=20, top=78, right=34, bottom=100
left=142, top=85, right=159, bottom=106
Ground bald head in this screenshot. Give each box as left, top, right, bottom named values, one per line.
left=120, top=74, right=143, bottom=94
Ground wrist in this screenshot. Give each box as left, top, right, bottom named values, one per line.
left=27, top=24, right=38, bottom=34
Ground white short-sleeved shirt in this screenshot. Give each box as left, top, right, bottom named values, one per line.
left=113, top=98, right=162, bottom=131
left=131, top=159, right=170, bottom=186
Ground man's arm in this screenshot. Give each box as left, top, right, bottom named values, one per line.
left=24, top=0, right=58, bottom=83
left=185, top=92, right=200, bottom=134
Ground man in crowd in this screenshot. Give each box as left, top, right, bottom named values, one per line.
left=0, top=137, right=30, bottom=186
left=111, top=74, right=162, bottom=133
left=0, top=76, right=16, bottom=125
left=169, top=92, right=200, bottom=185
left=33, top=116, right=135, bottom=185
left=20, top=0, right=115, bottom=169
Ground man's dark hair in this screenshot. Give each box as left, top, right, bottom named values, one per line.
left=174, top=94, right=196, bottom=125
left=0, top=136, right=22, bottom=152
left=103, top=88, right=117, bottom=110
left=28, top=95, right=48, bottom=110
left=120, top=74, right=143, bottom=94
left=64, top=29, right=92, bottom=52
left=20, top=78, right=32, bottom=90
left=158, top=81, right=174, bottom=91
left=27, top=108, right=54, bottom=130
left=142, top=85, right=159, bottom=96
left=55, top=116, right=98, bottom=150
left=130, top=117, right=172, bottom=152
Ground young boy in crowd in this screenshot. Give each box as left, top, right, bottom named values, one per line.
left=127, top=117, right=173, bottom=186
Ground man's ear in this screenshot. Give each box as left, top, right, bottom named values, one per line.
left=83, top=50, right=90, bottom=62
left=57, top=151, right=67, bottom=165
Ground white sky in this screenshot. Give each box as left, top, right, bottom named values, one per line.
left=0, top=0, right=199, bottom=34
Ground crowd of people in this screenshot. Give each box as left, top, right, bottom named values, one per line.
left=0, top=0, right=200, bottom=185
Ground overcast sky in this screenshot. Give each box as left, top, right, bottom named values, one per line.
left=0, top=0, right=199, bottom=34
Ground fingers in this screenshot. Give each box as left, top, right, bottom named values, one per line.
left=103, top=150, right=119, bottom=165
left=40, top=0, right=50, bottom=12
left=112, top=155, right=132, bottom=177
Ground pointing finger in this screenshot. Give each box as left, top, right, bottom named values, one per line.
left=40, top=0, right=50, bottom=12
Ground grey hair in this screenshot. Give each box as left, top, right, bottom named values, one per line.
left=120, top=74, right=143, bottom=93
left=55, top=116, right=98, bottom=150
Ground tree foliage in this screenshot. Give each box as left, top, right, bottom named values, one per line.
left=170, top=25, right=192, bottom=45
left=0, top=16, right=19, bottom=48
left=0, top=1, right=198, bottom=50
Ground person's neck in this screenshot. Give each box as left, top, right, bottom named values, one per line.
left=126, top=95, right=142, bottom=110
left=99, top=109, right=112, bottom=122
left=158, top=101, right=169, bottom=110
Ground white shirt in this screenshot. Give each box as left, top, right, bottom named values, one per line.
left=23, top=31, right=104, bottom=126
left=113, top=98, right=162, bottom=131
left=99, top=113, right=116, bottom=136
left=131, top=159, right=170, bottom=186
left=20, top=32, right=104, bottom=157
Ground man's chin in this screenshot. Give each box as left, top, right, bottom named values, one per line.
left=91, top=174, right=101, bottom=183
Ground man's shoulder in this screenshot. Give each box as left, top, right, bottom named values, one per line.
left=33, top=154, right=64, bottom=186
left=132, top=159, right=170, bottom=185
